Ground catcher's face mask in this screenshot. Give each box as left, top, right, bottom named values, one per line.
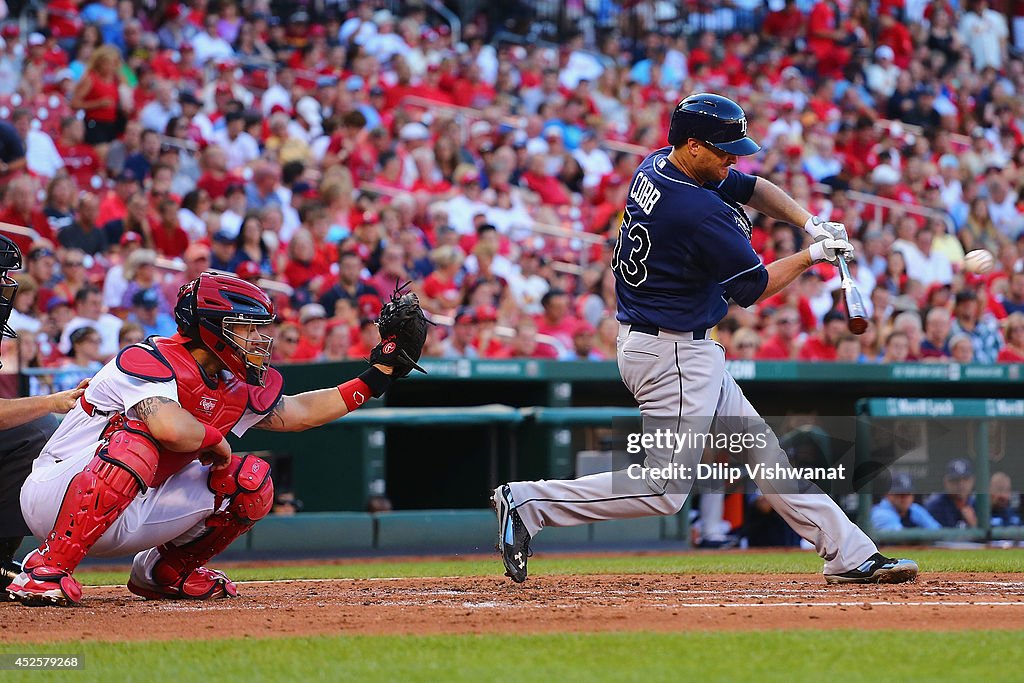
left=222, top=318, right=273, bottom=386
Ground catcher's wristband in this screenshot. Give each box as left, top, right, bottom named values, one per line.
left=200, top=424, right=222, bottom=450
left=337, top=368, right=392, bottom=411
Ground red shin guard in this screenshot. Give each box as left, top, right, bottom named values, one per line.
left=35, top=420, right=159, bottom=573
left=150, top=454, right=273, bottom=590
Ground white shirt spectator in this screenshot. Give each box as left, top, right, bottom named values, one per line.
left=191, top=31, right=234, bottom=66
left=260, top=83, right=291, bottom=118
left=102, top=264, right=128, bottom=310
left=139, top=100, right=181, bottom=136
left=59, top=313, right=123, bottom=357
left=864, top=59, right=900, bottom=99
left=486, top=202, right=534, bottom=243
left=896, top=243, right=954, bottom=285
left=573, top=145, right=613, bottom=189
left=362, top=31, right=410, bottom=63
left=989, top=190, right=1022, bottom=240
left=763, top=117, right=803, bottom=148
left=506, top=271, right=550, bottom=315
left=24, top=127, right=64, bottom=178
left=178, top=208, right=207, bottom=241
left=444, top=195, right=489, bottom=235
left=960, top=7, right=1009, bottom=70
left=464, top=253, right=516, bottom=280
left=213, top=130, right=260, bottom=172
left=8, top=309, right=41, bottom=335
left=339, top=16, right=377, bottom=45
left=559, top=50, right=604, bottom=89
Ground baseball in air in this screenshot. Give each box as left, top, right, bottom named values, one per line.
left=963, top=249, right=995, bottom=274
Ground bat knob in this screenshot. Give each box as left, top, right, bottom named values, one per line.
left=848, top=318, right=868, bottom=335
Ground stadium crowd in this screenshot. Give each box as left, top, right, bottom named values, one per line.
left=0, top=0, right=1022, bottom=389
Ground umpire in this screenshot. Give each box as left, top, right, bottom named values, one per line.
left=0, top=234, right=87, bottom=595
left=492, top=93, right=919, bottom=586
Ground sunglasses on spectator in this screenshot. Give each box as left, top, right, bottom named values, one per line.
left=281, top=335, right=299, bottom=343
left=63, top=261, right=84, bottom=267
left=777, top=318, right=798, bottom=324
left=737, top=342, right=757, bottom=348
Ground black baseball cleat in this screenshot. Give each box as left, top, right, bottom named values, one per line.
left=824, top=553, right=919, bottom=584
left=0, top=537, right=22, bottom=601
left=491, top=485, right=532, bottom=583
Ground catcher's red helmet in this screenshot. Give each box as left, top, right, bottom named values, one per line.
left=174, top=272, right=275, bottom=386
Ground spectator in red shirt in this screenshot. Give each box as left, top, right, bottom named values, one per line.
left=521, top=152, right=572, bottom=206
left=150, top=198, right=190, bottom=258
left=290, top=303, right=329, bottom=361
left=763, top=0, right=805, bottom=42
left=997, top=314, right=1024, bottom=362
left=472, top=304, right=507, bottom=358
left=348, top=318, right=381, bottom=360
left=798, top=309, right=847, bottom=360
left=806, top=0, right=851, bottom=79
left=421, top=245, right=464, bottom=316
left=97, top=170, right=141, bottom=227
left=497, top=319, right=560, bottom=359
left=756, top=307, right=803, bottom=360
left=196, top=145, right=243, bottom=202
left=56, top=117, right=103, bottom=191
left=535, top=289, right=580, bottom=350
left=0, top=176, right=56, bottom=252
left=282, top=228, right=331, bottom=307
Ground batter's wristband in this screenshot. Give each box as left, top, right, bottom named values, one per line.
left=200, top=424, right=222, bottom=450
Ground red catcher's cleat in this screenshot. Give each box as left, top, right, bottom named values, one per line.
left=7, top=566, right=83, bottom=607
left=127, top=566, right=238, bottom=600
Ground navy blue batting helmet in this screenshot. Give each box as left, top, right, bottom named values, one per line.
left=667, top=93, right=760, bottom=156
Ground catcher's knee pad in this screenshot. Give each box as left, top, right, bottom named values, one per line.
left=208, top=453, right=274, bottom=522
left=151, top=454, right=272, bottom=588
left=35, top=420, right=159, bottom=572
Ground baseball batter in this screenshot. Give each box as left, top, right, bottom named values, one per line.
left=8, top=272, right=428, bottom=606
left=492, top=94, right=918, bottom=585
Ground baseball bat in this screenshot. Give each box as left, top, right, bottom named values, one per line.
left=837, top=257, right=869, bottom=335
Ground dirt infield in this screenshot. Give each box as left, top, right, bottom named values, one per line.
left=5, top=571, right=1024, bottom=642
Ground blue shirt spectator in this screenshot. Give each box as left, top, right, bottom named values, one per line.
left=871, top=497, right=942, bottom=531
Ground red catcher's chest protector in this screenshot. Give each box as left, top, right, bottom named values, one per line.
left=115, top=334, right=283, bottom=487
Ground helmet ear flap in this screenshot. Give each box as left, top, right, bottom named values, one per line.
left=174, top=279, right=200, bottom=337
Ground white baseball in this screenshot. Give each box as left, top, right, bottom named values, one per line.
left=963, top=249, right=995, bottom=274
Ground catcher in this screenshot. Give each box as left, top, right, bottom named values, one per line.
left=8, top=273, right=428, bottom=606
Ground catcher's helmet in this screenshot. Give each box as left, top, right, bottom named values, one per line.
left=0, top=234, right=22, bottom=341
left=175, top=272, right=275, bottom=386
left=667, top=93, right=761, bottom=156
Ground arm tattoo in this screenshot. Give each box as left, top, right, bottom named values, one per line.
left=132, top=396, right=175, bottom=423
left=254, top=397, right=288, bottom=432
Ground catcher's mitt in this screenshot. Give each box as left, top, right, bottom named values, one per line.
left=370, top=281, right=432, bottom=378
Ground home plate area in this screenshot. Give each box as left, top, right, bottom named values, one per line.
left=5, top=572, right=1024, bottom=641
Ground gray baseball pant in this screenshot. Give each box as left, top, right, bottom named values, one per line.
left=507, top=324, right=878, bottom=574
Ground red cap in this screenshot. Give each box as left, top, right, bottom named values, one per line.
left=235, top=261, right=261, bottom=280
left=574, top=320, right=596, bottom=336
left=358, top=294, right=382, bottom=318
left=474, top=304, right=498, bottom=322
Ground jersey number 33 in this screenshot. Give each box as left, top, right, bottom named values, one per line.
left=611, top=209, right=651, bottom=287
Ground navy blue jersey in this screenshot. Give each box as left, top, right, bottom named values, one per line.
left=612, top=147, right=768, bottom=331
